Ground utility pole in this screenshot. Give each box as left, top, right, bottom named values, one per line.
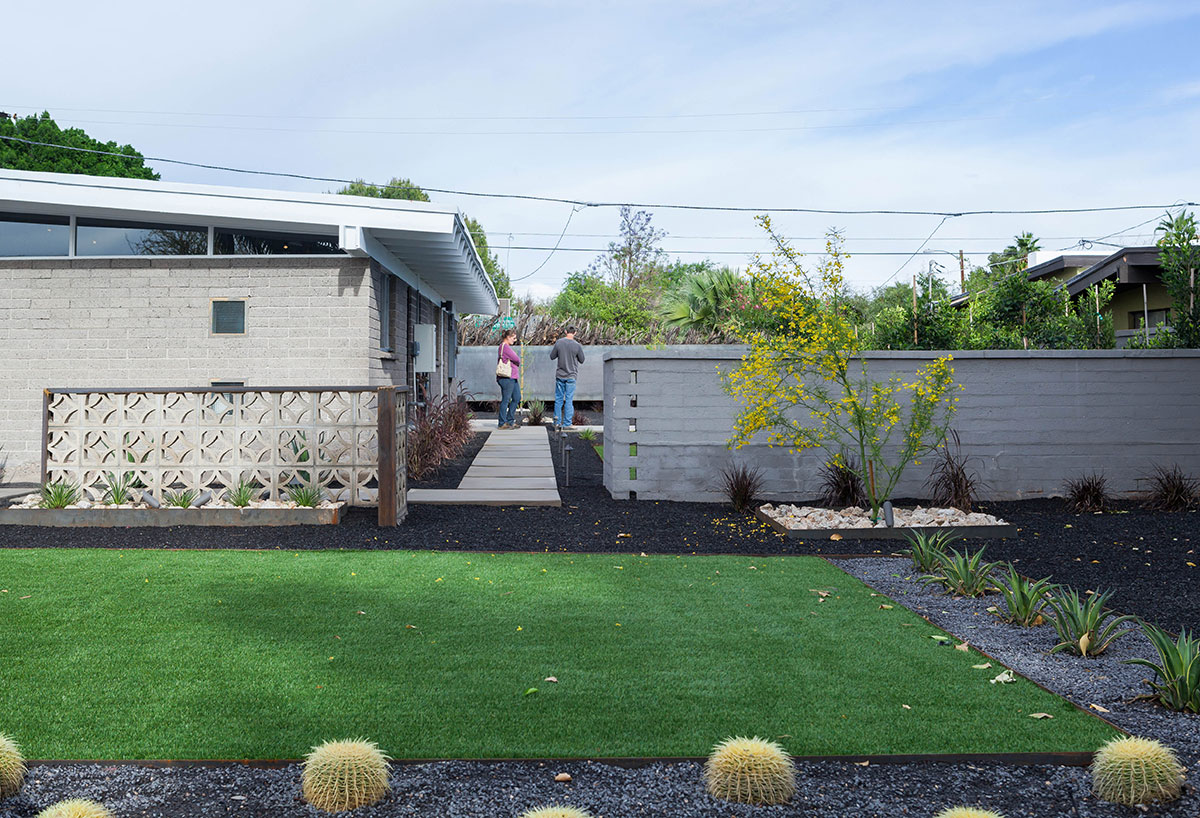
left=912, top=273, right=918, bottom=346
left=959, top=250, right=965, bottom=289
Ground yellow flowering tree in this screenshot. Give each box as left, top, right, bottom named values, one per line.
left=725, top=217, right=961, bottom=520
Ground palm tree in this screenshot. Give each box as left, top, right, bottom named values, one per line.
left=660, top=268, right=747, bottom=332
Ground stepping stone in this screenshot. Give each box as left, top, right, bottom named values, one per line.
left=458, top=476, right=558, bottom=490
left=407, top=489, right=561, bottom=506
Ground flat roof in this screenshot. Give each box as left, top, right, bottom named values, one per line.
left=0, top=169, right=498, bottom=314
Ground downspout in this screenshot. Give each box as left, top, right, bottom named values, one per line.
left=1143, top=283, right=1150, bottom=345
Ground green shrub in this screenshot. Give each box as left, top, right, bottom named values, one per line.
left=921, top=547, right=1001, bottom=597
left=0, top=732, right=25, bottom=799
left=518, top=807, right=594, bottom=818
left=1091, top=736, right=1184, bottom=805
left=902, top=529, right=958, bottom=574
left=163, top=488, right=199, bottom=508
left=1047, top=588, right=1137, bottom=657
left=34, top=800, right=115, bottom=818
left=287, top=485, right=323, bottom=508
left=301, top=738, right=390, bottom=813
left=225, top=478, right=258, bottom=508
left=100, top=472, right=137, bottom=505
left=1124, top=624, right=1200, bottom=712
left=39, top=480, right=80, bottom=509
left=704, top=736, right=795, bottom=805
left=933, top=808, right=1004, bottom=818
left=990, top=563, right=1055, bottom=626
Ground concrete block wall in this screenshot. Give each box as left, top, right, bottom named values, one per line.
left=0, top=256, right=382, bottom=481
left=603, top=347, right=1200, bottom=502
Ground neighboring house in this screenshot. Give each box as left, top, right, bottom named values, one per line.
left=0, top=169, right=498, bottom=482
left=951, top=247, right=1171, bottom=346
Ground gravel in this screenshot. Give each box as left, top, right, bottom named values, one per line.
left=3, top=756, right=1195, bottom=817
left=408, top=433, right=489, bottom=491
left=830, top=557, right=1200, bottom=762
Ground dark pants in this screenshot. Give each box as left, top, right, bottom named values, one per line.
left=497, top=377, right=520, bottom=427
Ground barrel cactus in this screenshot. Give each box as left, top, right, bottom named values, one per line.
left=301, top=737, right=390, bottom=813
left=1091, top=736, right=1184, bottom=805
left=0, top=733, right=24, bottom=799
left=704, top=735, right=796, bottom=805
left=34, top=800, right=115, bottom=818
left=933, top=808, right=1004, bottom=818
left=518, top=807, right=594, bottom=818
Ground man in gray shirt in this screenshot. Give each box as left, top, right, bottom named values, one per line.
left=549, top=326, right=586, bottom=429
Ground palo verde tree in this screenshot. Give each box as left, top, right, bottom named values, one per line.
left=587, top=205, right=668, bottom=289
left=724, top=217, right=961, bottom=520
left=335, top=177, right=511, bottom=300
left=1156, top=209, right=1200, bottom=347
left=0, top=111, right=158, bottom=179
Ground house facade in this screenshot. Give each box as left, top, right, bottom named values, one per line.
left=0, top=169, right=498, bottom=482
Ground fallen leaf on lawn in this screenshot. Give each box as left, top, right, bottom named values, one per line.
left=810, top=590, right=831, bottom=597
left=901, top=704, right=911, bottom=710
left=990, top=670, right=1016, bottom=684
left=524, top=688, right=538, bottom=696
left=955, top=642, right=969, bottom=652
left=405, top=624, right=418, bottom=630
left=930, top=635, right=950, bottom=642
left=18, top=595, right=30, bottom=600
left=357, top=611, right=366, bottom=615
left=878, top=604, right=894, bottom=610
left=554, top=772, right=572, bottom=782
left=334, top=635, right=341, bottom=640
left=1089, top=703, right=1111, bottom=713
left=972, top=663, right=993, bottom=670
left=545, top=676, right=558, bottom=683
left=1029, top=713, right=1053, bottom=719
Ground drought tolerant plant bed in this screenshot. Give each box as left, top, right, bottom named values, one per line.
left=0, top=550, right=1114, bottom=760
left=407, top=431, right=489, bottom=490
left=7, top=756, right=1198, bottom=818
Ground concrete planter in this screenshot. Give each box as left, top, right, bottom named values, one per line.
left=753, top=507, right=1015, bottom=541
left=0, top=503, right=345, bottom=527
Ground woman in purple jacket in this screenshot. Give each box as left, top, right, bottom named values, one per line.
left=496, top=329, right=521, bottom=429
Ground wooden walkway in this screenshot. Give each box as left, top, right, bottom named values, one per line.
left=407, top=426, right=562, bottom=507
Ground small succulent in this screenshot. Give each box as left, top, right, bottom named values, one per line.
left=921, top=546, right=1001, bottom=597
left=933, top=808, right=1004, bottom=818
left=100, top=472, right=138, bottom=505
left=0, top=732, right=25, bottom=799
left=39, top=480, right=81, bottom=509
left=902, top=529, right=959, bottom=573
left=1124, top=624, right=1200, bottom=713
left=519, top=807, right=594, bottom=818
left=577, top=428, right=597, bottom=443
left=1047, top=588, right=1137, bottom=657
left=287, top=485, right=324, bottom=508
left=990, top=563, right=1056, bottom=626
left=163, top=488, right=200, bottom=508
left=225, top=478, right=259, bottom=508
left=301, top=738, right=390, bottom=813
left=1091, top=736, right=1184, bottom=805
left=34, top=800, right=115, bottom=818
left=704, top=736, right=795, bottom=805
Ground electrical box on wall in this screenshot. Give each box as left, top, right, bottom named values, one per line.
left=413, top=324, right=437, bottom=373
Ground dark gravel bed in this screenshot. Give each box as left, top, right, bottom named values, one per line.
left=5, top=756, right=1195, bottom=817
left=408, top=433, right=489, bottom=490
left=830, top=556, right=1200, bottom=767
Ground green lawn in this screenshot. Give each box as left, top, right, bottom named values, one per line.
left=0, top=550, right=1115, bottom=759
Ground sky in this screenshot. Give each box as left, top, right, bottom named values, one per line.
left=6, top=0, right=1200, bottom=301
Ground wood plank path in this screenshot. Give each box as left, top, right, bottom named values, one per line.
left=407, top=426, right=562, bottom=506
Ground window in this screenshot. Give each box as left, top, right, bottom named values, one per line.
left=211, top=300, right=246, bottom=334
left=1130, top=308, right=1171, bottom=329
left=0, top=212, right=69, bottom=257
left=77, top=217, right=207, bottom=256
left=214, top=228, right=341, bottom=255
left=379, top=273, right=393, bottom=351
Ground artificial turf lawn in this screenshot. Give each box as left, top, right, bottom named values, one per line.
left=0, top=550, right=1116, bottom=760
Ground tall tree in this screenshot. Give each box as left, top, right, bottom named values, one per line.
left=335, top=177, right=511, bottom=300
left=1156, top=210, right=1200, bottom=347
left=0, top=111, right=158, bottom=179
left=587, top=206, right=668, bottom=289
left=986, top=231, right=1041, bottom=277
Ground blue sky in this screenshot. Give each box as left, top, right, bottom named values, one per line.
left=7, top=0, right=1200, bottom=298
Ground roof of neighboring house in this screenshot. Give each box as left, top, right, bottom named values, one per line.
left=1024, top=253, right=1110, bottom=282
left=0, top=168, right=498, bottom=314
left=950, top=247, right=1162, bottom=305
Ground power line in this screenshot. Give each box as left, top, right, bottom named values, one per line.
left=509, top=206, right=582, bottom=282
left=2, top=134, right=1194, bottom=218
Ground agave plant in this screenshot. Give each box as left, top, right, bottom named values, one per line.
left=902, top=529, right=959, bottom=573
left=163, top=488, right=200, bottom=508
left=921, top=547, right=1001, bottom=597
left=1047, top=588, right=1138, bottom=657
left=990, top=563, right=1056, bottom=626
left=287, top=484, right=323, bottom=507
left=100, top=472, right=138, bottom=505
left=1124, top=624, right=1200, bottom=713
left=577, top=427, right=597, bottom=443
left=225, top=478, right=259, bottom=508
left=39, top=480, right=80, bottom=509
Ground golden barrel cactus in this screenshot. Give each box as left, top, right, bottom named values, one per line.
left=301, top=737, right=391, bottom=813
left=35, top=800, right=115, bottom=818
left=1091, top=736, right=1185, bottom=806
left=0, top=733, right=25, bottom=799
left=704, top=735, right=796, bottom=805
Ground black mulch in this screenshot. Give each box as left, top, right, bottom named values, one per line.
left=407, top=433, right=489, bottom=490
left=2, top=431, right=1196, bottom=630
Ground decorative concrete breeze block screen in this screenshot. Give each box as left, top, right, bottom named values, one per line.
left=42, top=386, right=407, bottom=519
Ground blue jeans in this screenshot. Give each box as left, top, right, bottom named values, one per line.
left=554, top=377, right=576, bottom=427
left=497, top=377, right=520, bottom=427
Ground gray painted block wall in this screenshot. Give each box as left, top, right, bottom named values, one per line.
left=602, top=347, right=1200, bottom=502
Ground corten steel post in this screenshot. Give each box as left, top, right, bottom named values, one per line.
left=377, top=386, right=398, bottom=526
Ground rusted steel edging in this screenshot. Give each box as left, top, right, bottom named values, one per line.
left=27, top=750, right=1097, bottom=769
